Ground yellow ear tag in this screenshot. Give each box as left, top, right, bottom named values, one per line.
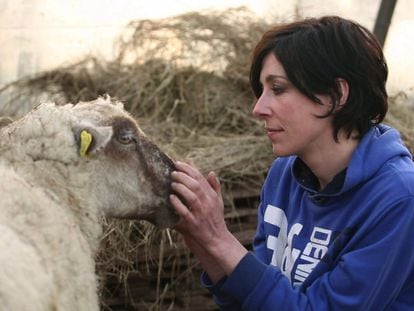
left=79, top=130, right=93, bottom=157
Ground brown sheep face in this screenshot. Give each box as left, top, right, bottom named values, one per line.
left=71, top=98, right=179, bottom=228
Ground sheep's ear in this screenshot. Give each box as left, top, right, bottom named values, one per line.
left=73, top=124, right=113, bottom=157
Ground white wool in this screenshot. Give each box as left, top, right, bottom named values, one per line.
left=0, top=166, right=98, bottom=311
left=0, top=97, right=177, bottom=311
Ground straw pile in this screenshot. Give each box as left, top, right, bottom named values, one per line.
left=0, top=7, right=413, bottom=311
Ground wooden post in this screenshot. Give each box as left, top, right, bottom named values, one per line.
left=373, top=0, right=398, bottom=47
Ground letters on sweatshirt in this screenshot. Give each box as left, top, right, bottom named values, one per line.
left=264, top=204, right=333, bottom=286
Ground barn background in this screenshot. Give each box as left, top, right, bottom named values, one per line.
left=1, top=1, right=414, bottom=310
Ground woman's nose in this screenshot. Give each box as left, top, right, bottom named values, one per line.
left=252, top=94, right=271, bottom=118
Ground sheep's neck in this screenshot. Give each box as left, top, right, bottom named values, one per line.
left=11, top=159, right=104, bottom=254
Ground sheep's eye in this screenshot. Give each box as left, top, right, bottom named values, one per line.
left=117, top=129, right=135, bottom=145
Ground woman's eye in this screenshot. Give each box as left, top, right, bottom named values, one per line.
left=271, top=85, right=285, bottom=95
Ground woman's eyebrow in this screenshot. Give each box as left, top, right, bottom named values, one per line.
left=263, top=74, right=289, bottom=84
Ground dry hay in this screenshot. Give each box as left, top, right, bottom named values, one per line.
left=386, top=93, right=414, bottom=152
left=0, top=7, right=272, bottom=310
left=1, top=7, right=414, bottom=310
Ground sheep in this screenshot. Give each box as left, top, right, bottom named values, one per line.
left=0, top=96, right=179, bottom=311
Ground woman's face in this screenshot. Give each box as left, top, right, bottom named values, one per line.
left=253, top=53, right=334, bottom=159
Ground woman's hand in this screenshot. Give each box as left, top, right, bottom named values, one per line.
left=170, top=161, right=248, bottom=279
left=170, top=161, right=227, bottom=248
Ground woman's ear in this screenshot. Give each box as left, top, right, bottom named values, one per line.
left=336, top=78, right=349, bottom=106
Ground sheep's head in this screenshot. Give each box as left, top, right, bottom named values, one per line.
left=69, top=97, right=179, bottom=228
left=1, top=96, right=179, bottom=228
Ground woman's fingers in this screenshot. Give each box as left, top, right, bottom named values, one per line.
left=171, top=162, right=205, bottom=190
left=171, top=162, right=214, bottom=199
left=170, top=161, right=222, bottom=217
left=174, top=161, right=205, bottom=181
left=207, top=171, right=221, bottom=195
left=171, top=179, right=200, bottom=207
left=170, top=194, right=195, bottom=233
left=169, top=194, right=192, bottom=218
left=174, top=160, right=194, bottom=173
left=171, top=171, right=200, bottom=193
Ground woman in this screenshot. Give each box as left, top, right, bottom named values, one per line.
left=170, top=16, right=414, bottom=310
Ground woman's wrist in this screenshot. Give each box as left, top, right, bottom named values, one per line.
left=206, top=230, right=249, bottom=276
left=182, top=235, right=227, bottom=283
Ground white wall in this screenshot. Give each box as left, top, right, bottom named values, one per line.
left=1, top=0, right=413, bottom=93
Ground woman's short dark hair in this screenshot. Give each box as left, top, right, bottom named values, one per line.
left=249, top=16, right=388, bottom=140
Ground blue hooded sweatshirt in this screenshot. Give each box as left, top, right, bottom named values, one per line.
left=202, top=124, right=414, bottom=310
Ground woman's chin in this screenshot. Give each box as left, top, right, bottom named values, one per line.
left=272, top=145, right=290, bottom=157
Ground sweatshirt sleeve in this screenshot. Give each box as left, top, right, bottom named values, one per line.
left=207, top=196, right=414, bottom=310
left=201, top=272, right=242, bottom=310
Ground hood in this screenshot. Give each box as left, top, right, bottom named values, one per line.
left=292, top=124, right=412, bottom=201
left=342, top=124, right=411, bottom=193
